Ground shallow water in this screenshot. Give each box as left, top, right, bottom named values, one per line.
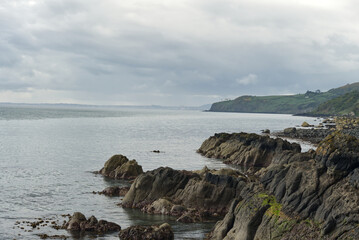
left=0, top=106, right=317, bottom=239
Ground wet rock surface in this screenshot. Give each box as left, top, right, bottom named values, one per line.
left=98, top=154, right=143, bottom=180
left=119, top=223, right=174, bottom=240
left=197, top=132, right=301, bottom=169
left=207, top=131, right=359, bottom=239
left=63, top=212, right=121, bottom=233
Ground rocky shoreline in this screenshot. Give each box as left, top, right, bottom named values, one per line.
left=273, top=117, right=359, bottom=144
left=273, top=127, right=333, bottom=144
left=201, top=131, right=359, bottom=239
left=26, top=126, right=359, bottom=239
left=121, top=130, right=359, bottom=239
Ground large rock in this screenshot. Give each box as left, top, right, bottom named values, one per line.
left=315, top=131, right=359, bottom=174
left=63, top=212, right=121, bottom=233
left=197, top=132, right=301, bottom=169
left=208, top=131, right=359, bottom=239
left=122, top=167, right=248, bottom=222
left=99, top=155, right=143, bottom=180
left=122, top=167, right=197, bottom=209
left=301, top=121, right=311, bottom=127
left=119, top=223, right=174, bottom=240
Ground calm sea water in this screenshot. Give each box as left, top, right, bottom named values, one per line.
left=0, top=106, right=317, bottom=239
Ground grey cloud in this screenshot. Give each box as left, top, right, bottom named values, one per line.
left=1, top=0, right=359, bottom=105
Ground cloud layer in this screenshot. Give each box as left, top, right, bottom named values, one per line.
left=1, top=0, right=359, bottom=105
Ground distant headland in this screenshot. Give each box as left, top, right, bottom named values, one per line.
left=209, top=82, right=359, bottom=116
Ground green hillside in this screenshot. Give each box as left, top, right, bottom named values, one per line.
left=209, top=82, right=359, bottom=114
left=328, top=82, right=359, bottom=95
left=310, top=91, right=359, bottom=116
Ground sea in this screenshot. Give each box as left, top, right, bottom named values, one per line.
left=0, top=105, right=318, bottom=239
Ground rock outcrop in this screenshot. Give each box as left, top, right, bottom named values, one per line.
left=63, top=212, right=121, bottom=233
left=275, top=127, right=333, bottom=144
left=197, top=132, right=301, bottom=169
left=208, top=131, right=359, bottom=239
left=98, top=155, right=143, bottom=180
left=122, top=167, right=248, bottom=222
left=119, top=223, right=174, bottom=240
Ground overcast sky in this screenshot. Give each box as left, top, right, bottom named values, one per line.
left=1, top=0, right=359, bottom=106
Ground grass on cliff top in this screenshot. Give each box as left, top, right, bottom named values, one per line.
left=310, top=91, right=359, bottom=116
left=210, top=91, right=336, bottom=114
left=210, top=82, right=359, bottom=114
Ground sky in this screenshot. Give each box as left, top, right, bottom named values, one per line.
left=1, top=0, right=359, bottom=106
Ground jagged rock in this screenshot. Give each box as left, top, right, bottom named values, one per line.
left=197, top=132, right=301, bottom=169
left=315, top=131, right=359, bottom=174
left=63, top=212, right=120, bottom=233
left=100, top=155, right=129, bottom=176
left=206, top=131, right=359, bottom=239
left=209, top=199, right=240, bottom=240
left=122, top=167, right=247, bottom=220
left=99, top=155, right=143, bottom=180
left=194, top=166, right=246, bottom=179
left=119, top=223, right=174, bottom=240
left=122, top=167, right=197, bottom=209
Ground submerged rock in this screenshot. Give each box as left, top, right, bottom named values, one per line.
left=119, top=223, right=174, bottom=240
left=63, top=212, right=120, bottom=233
left=99, top=155, right=143, bottom=180
left=94, top=186, right=130, bottom=197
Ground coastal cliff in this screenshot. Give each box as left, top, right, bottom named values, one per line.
left=207, top=131, right=359, bottom=239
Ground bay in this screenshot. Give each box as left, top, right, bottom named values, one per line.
left=0, top=106, right=317, bottom=239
